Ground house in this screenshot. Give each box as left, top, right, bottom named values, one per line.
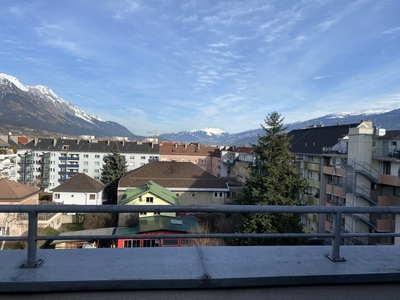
left=118, top=161, right=229, bottom=205
left=0, top=178, right=62, bottom=237
left=51, top=173, right=104, bottom=205
left=118, top=180, right=179, bottom=226
left=115, top=215, right=198, bottom=248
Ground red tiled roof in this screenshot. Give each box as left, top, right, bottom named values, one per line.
left=0, top=178, right=39, bottom=201
left=119, top=162, right=228, bottom=190
left=51, top=173, right=104, bottom=193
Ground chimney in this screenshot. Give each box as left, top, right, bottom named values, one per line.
left=184, top=144, right=187, bottom=149
left=34, top=138, right=38, bottom=146
left=174, top=144, right=177, bottom=148
left=107, top=140, right=110, bottom=146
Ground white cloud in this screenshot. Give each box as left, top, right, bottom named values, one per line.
left=112, top=0, right=139, bottom=20
left=380, top=26, right=400, bottom=35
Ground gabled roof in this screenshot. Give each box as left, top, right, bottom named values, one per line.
left=288, top=123, right=360, bottom=155
left=119, top=180, right=179, bottom=205
left=114, top=216, right=198, bottom=235
left=51, top=173, right=104, bottom=193
left=0, top=178, right=39, bottom=201
left=119, top=162, right=228, bottom=190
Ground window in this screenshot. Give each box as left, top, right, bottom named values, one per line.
left=153, top=212, right=160, bottom=215
left=83, top=161, right=88, bottom=165
left=95, top=155, right=100, bottom=158
left=124, top=240, right=140, bottom=248
left=214, top=192, right=223, bottom=198
left=89, top=194, right=96, bottom=200
left=83, top=169, right=88, bottom=173
left=83, top=154, right=89, bottom=158
left=130, top=156, right=135, bottom=159
left=188, top=159, right=191, bottom=162
left=146, top=197, right=154, bottom=203
left=163, top=239, right=178, bottom=246
left=94, top=169, right=99, bottom=173
left=143, top=240, right=159, bottom=247
left=201, top=159, right=207, bottom=164
left=95, top=162, right=100, bottom=166
left=140, top=212, right=147, bottom=215
left=191, top=193, right=196, bottom=198
left=54, top=194, right=60, bottom=199
left=181, top=159, right=185, bottom=162
left=141, top=156, right=146, bottom=159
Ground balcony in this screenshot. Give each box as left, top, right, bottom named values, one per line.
left=1, top=205, right=400, bottom=295
left=322, top=165, right=345, bottom=176
left=376, top=219, right=391, bottom=232
left=59, top=156, right=80, bottom=161
left=307, top=178, right=320, bottom=189
left=303, top=162, right=320, bottom=172
left=378, top=174, right=400, bottom=187
left=326, top=184, right=346, bottom=197
left=302, top=193, right=319, bottom=206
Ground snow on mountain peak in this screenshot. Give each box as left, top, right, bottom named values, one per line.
left=189, top=128, right=227, bottom=136
left=328, top=109, right=393, bottom=119
left=0, top=73, right=29, bottom=91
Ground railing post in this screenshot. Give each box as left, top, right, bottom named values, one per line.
left=20, top=211, right=43, bottom=268
left=326, top=212, right=346, bottom=262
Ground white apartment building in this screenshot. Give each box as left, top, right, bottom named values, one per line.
left=0, top=136, right=18, bottom=182
left=17, top=138, right=160, bottom=190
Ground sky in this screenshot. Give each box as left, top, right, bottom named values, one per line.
left=1, top=0, right=400, bottom=136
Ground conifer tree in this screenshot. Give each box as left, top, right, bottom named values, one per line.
left=236, top=111, right=307, bottom=245
left=101, top=142, right=127, bottom=204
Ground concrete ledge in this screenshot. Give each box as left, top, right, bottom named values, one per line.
left=1, top=246, right=400, bottom=292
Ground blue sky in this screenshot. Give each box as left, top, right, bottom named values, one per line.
left=1, top=0, right=400, bottom=136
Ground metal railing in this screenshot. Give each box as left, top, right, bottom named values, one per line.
left=1, top=205, right=400, bottom=267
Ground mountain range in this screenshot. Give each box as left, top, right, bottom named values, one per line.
left=0, top=73, right=143, bottom=139
left=1, top=73, right=399, bottom=146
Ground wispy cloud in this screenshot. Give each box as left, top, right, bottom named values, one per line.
left=111, top=0, right=139, bottom=20
left=380, top=26, right=400, bottom=35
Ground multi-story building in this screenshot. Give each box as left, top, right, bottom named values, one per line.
left=289, top=121, right=400, bottom=245
left=0, top=136, right=18, bottom=182
left=17, top=138, right=160, bottom=190
left=159, top=142, right=220, bottom=175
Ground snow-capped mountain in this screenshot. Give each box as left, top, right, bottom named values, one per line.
left=159, top=109, right=400, bottom=146
left=159, top=128, right=231, bottom=144
left=0, top=73, right=140, bottom=138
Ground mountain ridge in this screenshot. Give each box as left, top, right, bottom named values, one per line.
left=0, top=73, right=143, bottom=139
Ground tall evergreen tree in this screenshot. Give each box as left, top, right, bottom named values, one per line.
left=236, top=111, right=307, bottom=245
left=101, top=142, right=127, bottom=204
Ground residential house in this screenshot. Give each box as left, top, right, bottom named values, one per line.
left=0, top=178, right=62, bottom=237
left=118, top=161, right=229, bottom=205
left=51, top=173, right=105, bottom=205
left=118, top=180, right=179, bottom=226
left=115, top=215, right=198, bottom=248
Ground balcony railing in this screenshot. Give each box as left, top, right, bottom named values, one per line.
left=2, top=205, right=400, bottom=269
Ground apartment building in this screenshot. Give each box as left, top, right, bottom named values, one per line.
left=289, top=121, right=400, bottom=245
left=159, top=142, right=219, bottom=176
left=0, top=136, right=18, bottom=182
left=17, top=138, right=160, bottom=190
